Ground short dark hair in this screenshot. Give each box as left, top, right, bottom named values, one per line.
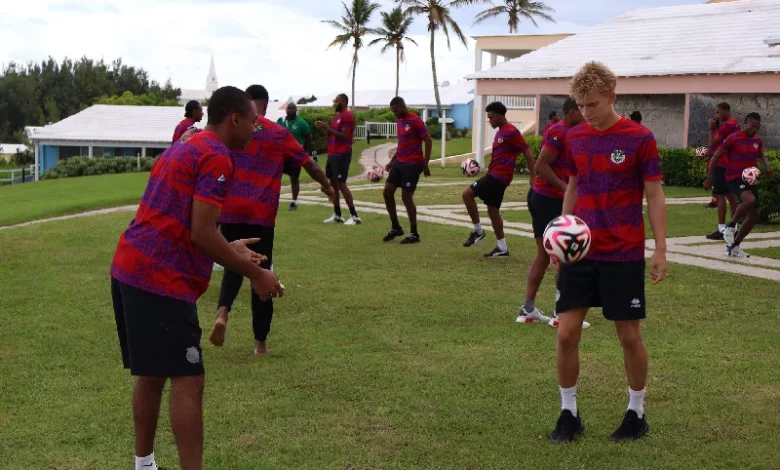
left=184, top=100, right=201, bottom=118
left=745, top=112, right=761, bottom=122
left=485, top=101, right=507, bottom=115
left=389, top=96, right=405, bottom=107
left=206, top=86, right=251, bottom=126
left=562, top=97, right=577, bottom=114
left=548, top=111, right=559, bottom=119
left=716, top=102, right=731, bottom=111
left=630, top=111, right=642, bottom=122
left=245, top=85, right=269, bottom=102
left=337, top=93, right=349, bottom=104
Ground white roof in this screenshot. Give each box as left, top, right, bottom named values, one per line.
left=32, top=105, right=285, bottom=145
left=468, top=0, right=780, bottom=80
left=303, top=80, right=474, bottom=108
left=0, top=143, right=28, bottom=154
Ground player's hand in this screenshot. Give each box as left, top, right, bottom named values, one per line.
left=703, top=177, right=713, bottom=191
left=322, top=184, right=336, bottom=202
left=230, top=238, right=266, bottom=265
left=709, top=118, right=719, bottom=130
left=250, top=269, right=284, bottom=301
left=423, top=164, right=431, bottom=177
left=315, top=121, right=328, bottom=131
left=649, top=250, right=667, bottom=285
left=385, top=162, right=392, bottom=172
left=549, top=256, right=561, bottom=270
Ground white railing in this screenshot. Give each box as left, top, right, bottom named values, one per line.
left=0, top=165, right=35, bottom=184
left=486, top=95, right=536, bottom=110
left=355, top=121, right=398, bottom=140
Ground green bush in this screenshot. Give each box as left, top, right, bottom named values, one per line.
left=513, top=135, right=542, bottom=174
left=42, top=155, right=157, bottom=180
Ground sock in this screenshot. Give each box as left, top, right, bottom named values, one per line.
left=522, top=299, right=535, bottom=313
left=727, top=221, right=737, bottom=228
left=135, top=453, right=157, bottom=470
left=474, top=223, right=483, bottom=234
left=411, top=224, right=418, bottom=234
left=560, top=385, right=577, bottom=416
left=349, top=206, right=358, bottom=217
left=497, top=238, right=507, bottom=252
left=292, top=200, right=297, bottom=205
left=334, top=206, right=342, bottom=218
left=628, top=387, right=646, bottom=418
left=390, top=215, right=401, bottom=230
left=718, top=224, right=725, bottom=232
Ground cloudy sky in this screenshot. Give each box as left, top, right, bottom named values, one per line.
left=1, top=0, right=704, bottom=100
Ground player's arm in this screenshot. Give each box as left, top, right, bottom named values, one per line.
left=285, top=133, right=334, bottom=199
left=561, top=176, right=578, bottom=215
left=535, top=147, right=567, bottom=193
left=645, top=179, right=667, bottom=284
left=523, top=147, right=536, bottom=184
left=304, top=133, right=313, bottom=154
left=423, top=134, right=433, bottom=162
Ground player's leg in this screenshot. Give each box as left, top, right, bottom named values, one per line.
left=251, top=227, right=275, bottom=355
left=324, top=159, right=344, bottom=223
left=169, top=375, right=205, bottom=470
left=383, top=165, right=404, bottom=241
left=519, top=190, right=554, bottom=323
left=340, top=155, right=362, bottom=225
left=400, top=165, right=424, bottom=244
left=707, top=168, right=730, bottom=240
left=724, top=181, right=754, bottom=249
left=210, top=224, right=248, bottom=346
left=728, top=187, right=759, bottom=258
left=289, top=175, right=300, bottom=210
left=484, top=205, right=509, bottom=257
left=462, top=180, right=486, bottom=247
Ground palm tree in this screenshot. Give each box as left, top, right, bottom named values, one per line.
left=323, top=0, right=381, bottom=113
left=369, top=7, right=418, bottom=97
left=474, top=0, right=555, bottom=34
left=396, top=0, right=488, bottom=120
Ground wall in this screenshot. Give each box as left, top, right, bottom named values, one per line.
left=688, top=94, right=780, bottom=149
left=615, top=94, right=686, bottom=148
left=506, top=109, right=537, bottom=135
left=450, top=102, right=474, bottom=129
left=538, top=95, right=567, bottom=135
left=41, top=145, right=59, bottom=173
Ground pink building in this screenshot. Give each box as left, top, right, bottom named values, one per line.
left=467, top=0, right=780, bottom=163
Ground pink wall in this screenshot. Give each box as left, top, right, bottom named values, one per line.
left=476, top=73, right=780, bottom=96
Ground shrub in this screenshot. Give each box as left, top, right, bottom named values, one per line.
left=513, top=135, right=542, bottom=174
left=41, top=155, right=157, bottom=180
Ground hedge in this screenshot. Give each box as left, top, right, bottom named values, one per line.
left=42, top=156, right=156, bottom=179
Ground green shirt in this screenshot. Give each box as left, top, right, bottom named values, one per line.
left=277, top=116, right=311, bottom=147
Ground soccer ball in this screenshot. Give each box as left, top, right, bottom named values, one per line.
left=742, top=166, right=761, bottom=185
left=461, top=158, right=480, bottom=177
left=695, top=146, right=710, bottom=158
left=543, top=215, right=592, bottom=264
left=367, top=166, right=384, bottom=183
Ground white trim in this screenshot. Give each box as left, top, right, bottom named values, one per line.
left=34, top=144, right=39, bottom=181
left=34, top=140, right=169, bottom=148
left=475, top=94, right=487, bottom=166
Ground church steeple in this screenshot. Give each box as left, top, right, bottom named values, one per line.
left=206, top=55, right=218, bottom=94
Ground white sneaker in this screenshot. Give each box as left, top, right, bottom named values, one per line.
left=324, top=215, right=344, bottom=224
left=723, top=226, right=736, bottom=245
left=516, top=307, right=552, bottom=324
left=549, top=314, right=591, bottom=329
left=344, top=216, right=362, bottom=226
left=726, top=245, right=750, bottom=258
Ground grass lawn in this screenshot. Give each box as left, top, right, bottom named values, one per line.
left=745, top=247, right=780, bottom=259
left=2, top=207, right=780, bottom=469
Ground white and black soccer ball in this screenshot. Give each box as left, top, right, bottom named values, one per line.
left=461, top=158, right=481, bottom=177
left=695, top=146, right=710, bottom=158
left=543, top=215, right=592, bottom=264
left=367, top=166, right=384, bottom=183
left=742, top=166, right=761, bottom=185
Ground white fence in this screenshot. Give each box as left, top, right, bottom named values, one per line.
left=486, top=95, right=536, bottom=110
left=0, top=165, right=34, bottom=184
left=355, top=121, right=398, bottom=140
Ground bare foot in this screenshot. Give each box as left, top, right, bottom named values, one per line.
left=253, top=341, right=270, bottom=356
left=209, top=309, right=229, bottom=347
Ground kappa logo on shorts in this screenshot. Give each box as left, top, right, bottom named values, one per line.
left=406, top=182, right=411, bottom=187
left=472, top=181, right=478, bottom=187
left=185, top=347, right=200, bottom=364
left=611, top=150, right=626, bottom=164
left=740, top=184, right=746, bottom=189
left=631, top=298, right=642, bottom=308
left=556, top=289, right=561, bottom=302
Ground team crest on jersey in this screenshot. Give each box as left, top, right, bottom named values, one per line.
left=611, top=149, right=626, bottom=164
left=498, top=138, right=504, bottom=144
left=405, top=125, right=410, bottom=131
left=754, top=143, right=759, bottom=148
left=337, top=119, right=341, bottom=124
left=255, top=122, right=263, bottom=132
left=217, top=174, right=227, bottom=185
left=292, top=124, right=297, bottom=130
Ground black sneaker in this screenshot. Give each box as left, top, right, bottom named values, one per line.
left=609, top=410, right=649, bottom=442
left=289, top=202, right=298, bottom=211
left=463, top=230, right=486, bottom=247
left=484, top=247, right=509, bottom=258
left=704, top=202, right=717, bottom=209
left=705, top=230, right=724, bottom=240
left=400, top=233, right=420, bottom=244
left=383, top=227, right=404, bottom=242
left=549, top=410, right=584, bottom=443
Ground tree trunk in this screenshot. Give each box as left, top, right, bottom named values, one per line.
left=351, top=46, right=358, bottom=114
left=429, top=20, right=443, bottom=120
left=395, top=46, right=400, bottom=98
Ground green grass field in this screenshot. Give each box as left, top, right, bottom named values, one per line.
left=2, top=204, right=780, bottom=469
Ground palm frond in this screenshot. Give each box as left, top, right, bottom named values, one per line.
left=473, top=6, right=507, bottom=25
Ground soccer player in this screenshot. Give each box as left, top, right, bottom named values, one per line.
left=382, top=96, right=433, bottom=244
left=209, top=85, right=334, bottom=355
left=462, top=102, right=535, bottom=258
left=519, top=97, right=589, bottom=329
left=172, top=100, right=204, bottom=144
left=704, top=103, right=740, bottom=239
left=110, top=86, right=284, bottom=470
left=549, top=62, right=667, bottom=443
left=704, top=113, right=773, bottom=258
left=277, top=102, right=315, bottom=210
left=316, top=93, right=361, bottom=225
left=543, top=111, right=560, bottom=140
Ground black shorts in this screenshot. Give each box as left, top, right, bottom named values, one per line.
left=387, top=162, right=424, bottom=192
left=283, top=159, right=302, bottom=180
left=727, top=179, right=760, bottom=208
left=111, top=277, right=204, bottom=377
left=556, top=259, right=646, bottom=321
left=713, top=167, right=729, bottom=195
left=326, top=154, right=352, bottom=183
left=528, top=188, right=563, bottom=238
left=471, top=174, right=508, bottom=209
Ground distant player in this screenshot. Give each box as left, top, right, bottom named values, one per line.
left=704, top=103, right=740, bottom=239
left=277, top=102, right=314, bottom=210
left=462, top=102, right=535, bottom=258
left=519, top=97, right=589, bottom=329
left=543, top=111, right=560, bottom=140
left=704, top=112, right=773, bottom=258
left=210, top=85, right=334, bottom=355
left=382, top=96, right=433, bottom=244
left=111, top=86, right=283, bottom=470
left=172, top=100, right=204, bottom=144
left=549, top=62, right=667, bottom=443
left=316, top=94, right=361, bottom=225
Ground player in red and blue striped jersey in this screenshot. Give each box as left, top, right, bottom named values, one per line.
left=172, top=100, right=203, bottom=144
left=705, top=113, right=773, bottom=258
left=549, top=62, right=667, bottom=444
left=704, top=103, right=740, bottom=239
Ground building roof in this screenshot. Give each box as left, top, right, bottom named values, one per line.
left=303, top=80, right=474, bottom=108
left=0, top=143, right=28, bottom=154
left=31, top=105, right=285, bottom=145
left=468, top=0, right=780, bottom=80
